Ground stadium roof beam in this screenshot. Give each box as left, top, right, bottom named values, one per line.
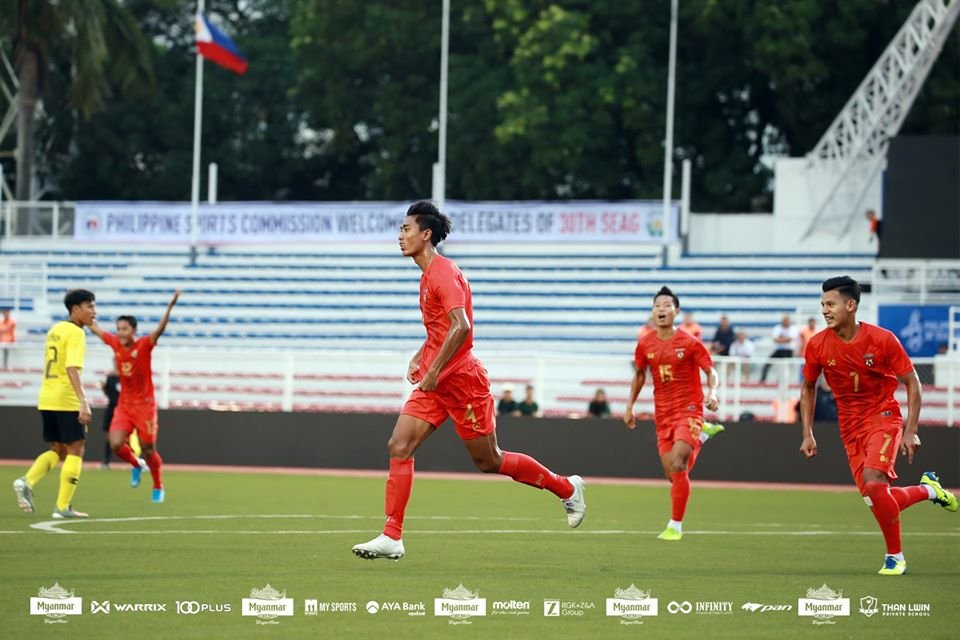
left=800, top=0, right=959, bottom=240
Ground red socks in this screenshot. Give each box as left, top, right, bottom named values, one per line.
left=383, top=458, right=414, bottom=540
left=864, top=482, right=902, bottom=555
left=114, top=443, right=140, bottom=467
left=498, top=451, right=574, bottom=499
left=889, top=485, right=928, bottom=510
left=144, top=451, right=163, bottom=490
left=671, top=471, right=691, bottom=521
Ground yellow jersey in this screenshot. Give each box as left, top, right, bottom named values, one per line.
left=37, top=321, right=87, bottom=411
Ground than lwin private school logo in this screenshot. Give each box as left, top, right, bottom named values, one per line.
left=798, top=584, right=850, bottom=624
left=242, top=584, right=294, bottom=624
left=434, top=584, right=486, bottom=624
left=30, top=583, right=83, bottom=623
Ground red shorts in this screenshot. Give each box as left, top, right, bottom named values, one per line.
left=656, top=414, right=704, bottom=456
left=841, top=415, right=902, bottom=493
left=401, top=359, right=496, bottom=440
left=109, top=404, right=159, bottom=446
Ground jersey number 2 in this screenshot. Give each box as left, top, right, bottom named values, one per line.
left=44, top=346, right=58, bottom=379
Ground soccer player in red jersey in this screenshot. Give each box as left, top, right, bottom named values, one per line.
left=352, top=201, right=585, bottom=560
left=800, top=276, right=957, bottom=576
left=89, top=290, right=180, bottom=504
left=624, top=286, right=724, bottom=541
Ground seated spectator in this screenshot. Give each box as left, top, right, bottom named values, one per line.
left=710, top=315, right=735, bottom=356
left=678, top=311, right=703, bottom=341
left=587, top=389, right=611, bottom=418
left=516, top=385, right=540, bottom=417
left=761, top=314, right=799, bottom=382
left=497, top=384, right=519, bottom=416
left=728, top=330, right=755, bottom=380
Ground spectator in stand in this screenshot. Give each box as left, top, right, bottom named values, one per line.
left=497, top=384, right=519, bottom=416
left=678, top=311, right=703, bottom=341
left=798, top=317, right=819, bottom=357
left=866, top=208, right=882, bottom=250
left=0, top=307, right=15, bottom=369
left=516, top=385, right=540, bottom=417
left=637, top=316, right=656, bottom=342
left=729, top=330, right=755, bottom=380
left=761, top=314, right=799, bottom=382
left=710, top=315, right=736, bottom=356
left=587, top=388, right=611, bottom=418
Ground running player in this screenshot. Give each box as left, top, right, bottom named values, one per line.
left=351, top=200, right=585, bottom=560
left=89, top=290, right=180, bottom=503
left=13, top=289, right=97, bottom=518
left=800, top=276, right=956, bottom=575
left=624, top=286, right=725, bottom=541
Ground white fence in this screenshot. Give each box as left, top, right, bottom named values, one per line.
left=1, top=345, right=957, bottom=426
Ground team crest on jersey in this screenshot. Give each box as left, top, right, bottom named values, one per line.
left=863, top=354, right=875, bottom=367
left=675, top=348, right=685, bottom=359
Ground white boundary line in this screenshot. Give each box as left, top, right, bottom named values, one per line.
left=17, top=514, right=960, bottom=536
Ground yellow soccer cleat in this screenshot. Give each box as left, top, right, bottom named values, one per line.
left=920, top=472, right=958, bottom=513
left=878, top=556, right=907, bottom=576
left=657, top=527, right=682, bottom=541
left=701, top=421, right=725, bottom=440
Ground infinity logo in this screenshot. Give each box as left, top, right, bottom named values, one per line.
left=667, top=601, right=692, bottom=614
left=90, top=601, right=110, bottom=614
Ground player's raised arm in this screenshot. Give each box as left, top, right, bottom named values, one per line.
left=417, top=307, right=469, bottom=392
left=898, top=369, right=922, bottom=463
left=87, top=320, right=108, bottom=342
left=799, top=377, right=818, bottom=458
left=623, top=366, right=646, bottom=429
left=150, top=289, right=181, bottom=344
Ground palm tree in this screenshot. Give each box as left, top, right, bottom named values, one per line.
left=12, top=0, right=154, bottom=201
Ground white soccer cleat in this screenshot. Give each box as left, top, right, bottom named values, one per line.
left=52, top=505, right=89, bottom=519
left=562, top=475, right=586, bottom=528
left=13, top=477, right=35, bottom=513
left=352, top=533, right=405, bottom=560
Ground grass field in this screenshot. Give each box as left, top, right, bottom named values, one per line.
left=1, top=463, right=957, bottom=639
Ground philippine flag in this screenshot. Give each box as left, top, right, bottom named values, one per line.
left=195, top=13, right=248, bottom=74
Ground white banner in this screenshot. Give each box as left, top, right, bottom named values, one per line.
left=74, top=200, right=677, bottom=244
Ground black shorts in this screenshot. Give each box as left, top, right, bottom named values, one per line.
left=40, top=410, right=87, bottom=444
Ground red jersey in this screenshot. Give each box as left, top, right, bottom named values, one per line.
left=635, top=329, right=713, bottom=426
left=802, top=322, right=914, bottom=437
left=418, top=255, right=475, bottom=380
left=102, top=333, right=157, bottom=408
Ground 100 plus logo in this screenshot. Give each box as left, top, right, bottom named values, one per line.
left=176, top=601, right=232, bottom=615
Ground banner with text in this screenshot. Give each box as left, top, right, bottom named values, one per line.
left=73, top=201, right=678, bottom=244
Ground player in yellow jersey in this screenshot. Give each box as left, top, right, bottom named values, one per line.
left=13, top=290, right=97, bottom=518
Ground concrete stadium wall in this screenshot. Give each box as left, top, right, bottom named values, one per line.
left=2, top=407, right=957, bottom=487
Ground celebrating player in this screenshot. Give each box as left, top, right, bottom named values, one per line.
left=800, top=276, right=956, bottom=576
left=13, top=289, right=97, bottom=518
left=352, top=200, right=585, bottom=560
left=89, top=290, right=180, bottom=503
left=624, top=286, right=725, bottom=541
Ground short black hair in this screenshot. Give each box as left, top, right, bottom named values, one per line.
left=406, top=200, right=451, bottom=246
left=63, top=289, right=95, bottom=312
left=822, top=276, right=861, bottom=304
left=116, top=315, right=138, bottom=330
left=653, top=285, right=679, bottom=308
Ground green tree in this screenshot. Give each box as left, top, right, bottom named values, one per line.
left=6, top=0, right=154, bottom=200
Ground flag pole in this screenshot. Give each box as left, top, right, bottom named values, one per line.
left=189, top=0, right=206, bottom=265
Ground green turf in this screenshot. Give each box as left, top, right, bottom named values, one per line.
left=1, top=465, right=957, bottom=639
